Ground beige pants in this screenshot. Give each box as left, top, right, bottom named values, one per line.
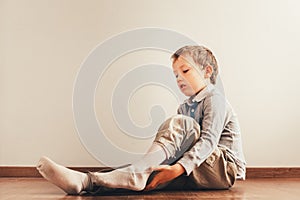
left=152, top=115, right=237, bottom=190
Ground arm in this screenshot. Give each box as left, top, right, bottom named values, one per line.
left=177, top=93, right=226, bottom=175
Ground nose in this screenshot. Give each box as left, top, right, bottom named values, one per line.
left=176, top=74, right=183, bottom=81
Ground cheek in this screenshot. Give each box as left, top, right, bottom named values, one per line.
left=185, top=73, right=201, bottom=84
left=189, top=74, right=204, bottom=89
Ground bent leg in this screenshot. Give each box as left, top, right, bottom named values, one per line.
left=153, top=114, right=201, bottom=163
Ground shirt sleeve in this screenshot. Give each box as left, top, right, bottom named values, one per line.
left=176, top=93, right=226, bottom=175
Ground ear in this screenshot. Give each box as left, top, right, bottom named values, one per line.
left=204, top=65, right=213, bottom=78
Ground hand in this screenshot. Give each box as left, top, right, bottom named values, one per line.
left=145, top=163, right=185, bottom=191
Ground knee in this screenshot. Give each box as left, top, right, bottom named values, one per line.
left=171, top=114, right=201, bottom=137
left=159, top=114, right=195, bottom=128
left=158, top=114, right=201, bottom=141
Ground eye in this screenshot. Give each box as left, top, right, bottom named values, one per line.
left=183, top=69, right=189, bottom=73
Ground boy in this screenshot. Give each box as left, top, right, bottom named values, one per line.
left=37, top=45, right=246, bottom=194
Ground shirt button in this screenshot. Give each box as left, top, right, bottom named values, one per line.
left=191, top=109, right=195, bottom=112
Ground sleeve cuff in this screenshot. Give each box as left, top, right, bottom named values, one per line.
left=176, top=158, right=196, bottom=176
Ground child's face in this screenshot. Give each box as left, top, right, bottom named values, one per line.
left=172, top=55, right=208, bottom=97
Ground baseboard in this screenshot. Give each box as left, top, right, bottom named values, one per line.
left=245, top=167, right=300, bottom=178
left=0, top=167, right=112, bottom=178
left=1, top=167, right=300, bottom=178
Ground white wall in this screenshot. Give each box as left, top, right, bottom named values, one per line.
left=1, top=0, right=300, bottom=167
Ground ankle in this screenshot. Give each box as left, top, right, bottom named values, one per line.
left=83, top=172, right=94, bottom=191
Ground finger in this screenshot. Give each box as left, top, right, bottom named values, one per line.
left=145, top=182, right=155, bottom=191
left=151, top=165, right=169, bottom=172
left=145, top=176, right=160, bottom=191
left=145, top=181, right=159, bottom=191
left=146, top=178, right=158, bottom=189
left=145, top=173, right=165, bottom=191
left=144, top=185, right=152, bottom=191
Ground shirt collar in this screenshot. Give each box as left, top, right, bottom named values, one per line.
left=184, top=83, right=215, bottom=105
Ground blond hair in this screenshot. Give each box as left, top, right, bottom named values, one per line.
left=171, top=45, right=218, bottom=84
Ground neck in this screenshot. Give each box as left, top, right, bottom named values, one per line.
left=195, top=85, right=207, bottom=96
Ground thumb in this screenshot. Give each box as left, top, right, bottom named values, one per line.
left=150, top=165, right=169, bottom=172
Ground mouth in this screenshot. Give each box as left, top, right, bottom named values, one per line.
left=179, top=83, right=187, bottom=90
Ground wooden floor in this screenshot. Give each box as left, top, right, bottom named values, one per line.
left=1, top=178, right=300, bottom=200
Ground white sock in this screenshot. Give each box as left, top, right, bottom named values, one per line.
left=36, top=156, right=89, bottom=194
left=90, top=144, right=167, bottom=191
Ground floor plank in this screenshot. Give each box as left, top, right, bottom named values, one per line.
left=0, top=178, right=300, bottom=200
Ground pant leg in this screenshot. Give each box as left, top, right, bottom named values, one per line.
left=153, top=114, right=201, bottom=163
left=185, top=146, right=238, bottom=190
left=147, top=114, right=201, bottom=191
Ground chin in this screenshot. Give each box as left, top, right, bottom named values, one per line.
left=180, top=88, right=194, bottom=97
left=183, top=92, right=194, bottom=97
